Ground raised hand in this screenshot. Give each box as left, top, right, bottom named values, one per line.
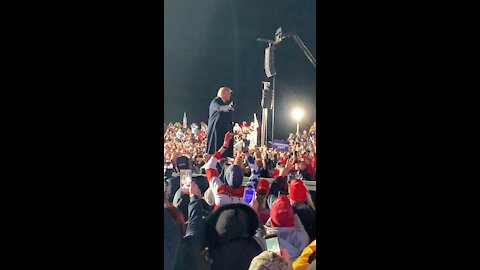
left=234, top=152, right=244, bottom=166
left=223, top=132, right=233, bottom=147
left=189, top=180, right=202, bottom=199
left=285, top=157, right=295, bottom=172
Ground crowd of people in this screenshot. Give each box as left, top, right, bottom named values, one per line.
left=164, top=120, right=317, bottom=181
left=164, top=120, right=317, bottom=270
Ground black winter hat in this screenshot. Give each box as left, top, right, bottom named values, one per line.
left=225, top=164, right=244, bottom=189
left=205, top=203, right=259, bottom=246
left=205, top=204, right=262, bottom=270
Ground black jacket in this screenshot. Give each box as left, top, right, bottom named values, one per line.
left=292, top=202, right=316, bottom=242
left=174, top=196, right=206, bottom=270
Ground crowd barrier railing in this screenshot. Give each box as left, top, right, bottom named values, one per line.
left=171, top=173, right=317, bottom=192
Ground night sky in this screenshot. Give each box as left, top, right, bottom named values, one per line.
left=164, top=0, right=316, bottom=140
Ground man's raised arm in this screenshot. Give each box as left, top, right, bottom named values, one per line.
left=211, top=100, right=234, bottom=113
left=205, top=132, right=233, bottom=182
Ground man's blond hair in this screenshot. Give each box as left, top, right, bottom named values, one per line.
left=217, top=87, right=232, bottom=97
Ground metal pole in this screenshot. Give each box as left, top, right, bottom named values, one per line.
left=264, top=108, right=268, bottom=146
left=261, top=110, right=265, bottom=147
left=292, top=35, right=316, bottom=69
left=271, top=76, right=275, bottom=144
left=296, top=121, right=299, bottom=134
left=261, top=108, right=269, bottom=147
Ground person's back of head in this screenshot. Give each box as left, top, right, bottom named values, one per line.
left=269, top=176, right=288, bottom=197
left=288, top=180, right=308, bottom=204
left=210, top=238, right=263, bottom=270
left=217, top=86, right=232, bottom=102
left=270, top=196, right=295, bottom=228
left=205, top=203, right=262, bottom=270
left=248, top=251, right=290, bottom=270
left=256, top=178, right=271, bottom=197
left=225, top=164, right=244, bottom=189
left=176, top=156, right=190, bottom=171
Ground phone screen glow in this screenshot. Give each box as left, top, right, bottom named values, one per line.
left=244, top=187, right=255, bottom=204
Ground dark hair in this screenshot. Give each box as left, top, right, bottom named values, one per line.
left=164, top=202, right=186, bottom=236
left=205, top=203, right=259, bottom=247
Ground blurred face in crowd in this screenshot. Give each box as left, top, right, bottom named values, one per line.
left=303, top=157, right=310, bottom=165
left=294, top=162, right=300, bottom=171
left=299, top=161, right=307, bottom=170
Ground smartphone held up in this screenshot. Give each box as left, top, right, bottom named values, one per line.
left=265, top=234, right=281, bottom=256
left=244, top=184, right=255, bottom=204
left=179, top=169, right=192, bottom=194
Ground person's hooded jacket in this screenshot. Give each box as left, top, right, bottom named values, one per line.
left=263, top=197, right=310, bottom=262
left=173, top=195, right=206, bottom=270
left=204, top=203, right=264, bottom=270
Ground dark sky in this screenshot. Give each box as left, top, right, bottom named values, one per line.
left=164, top=0, right=316, bottom=140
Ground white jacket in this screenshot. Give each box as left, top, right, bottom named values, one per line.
left=264, top=214, right=310, bottom=262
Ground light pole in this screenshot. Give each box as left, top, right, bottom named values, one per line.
left=291, top=108, right=304, bottom=133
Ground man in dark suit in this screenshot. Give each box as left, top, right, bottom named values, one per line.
left=206, top=87, right=234, bottom=158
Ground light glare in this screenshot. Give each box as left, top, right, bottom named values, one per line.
left=291, top=108, right=304, bottom=121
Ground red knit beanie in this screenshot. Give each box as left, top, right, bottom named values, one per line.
left=288, top=179, right=308, bottom=203
left=256, top=178, right=270, bottom=196
left=270, top=196, right=295, bottom=227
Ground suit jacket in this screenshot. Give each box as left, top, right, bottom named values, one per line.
left=206, top=97, right=233, bottom=157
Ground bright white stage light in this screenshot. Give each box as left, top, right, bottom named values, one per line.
left=291, top=108, right=304, bottom=122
